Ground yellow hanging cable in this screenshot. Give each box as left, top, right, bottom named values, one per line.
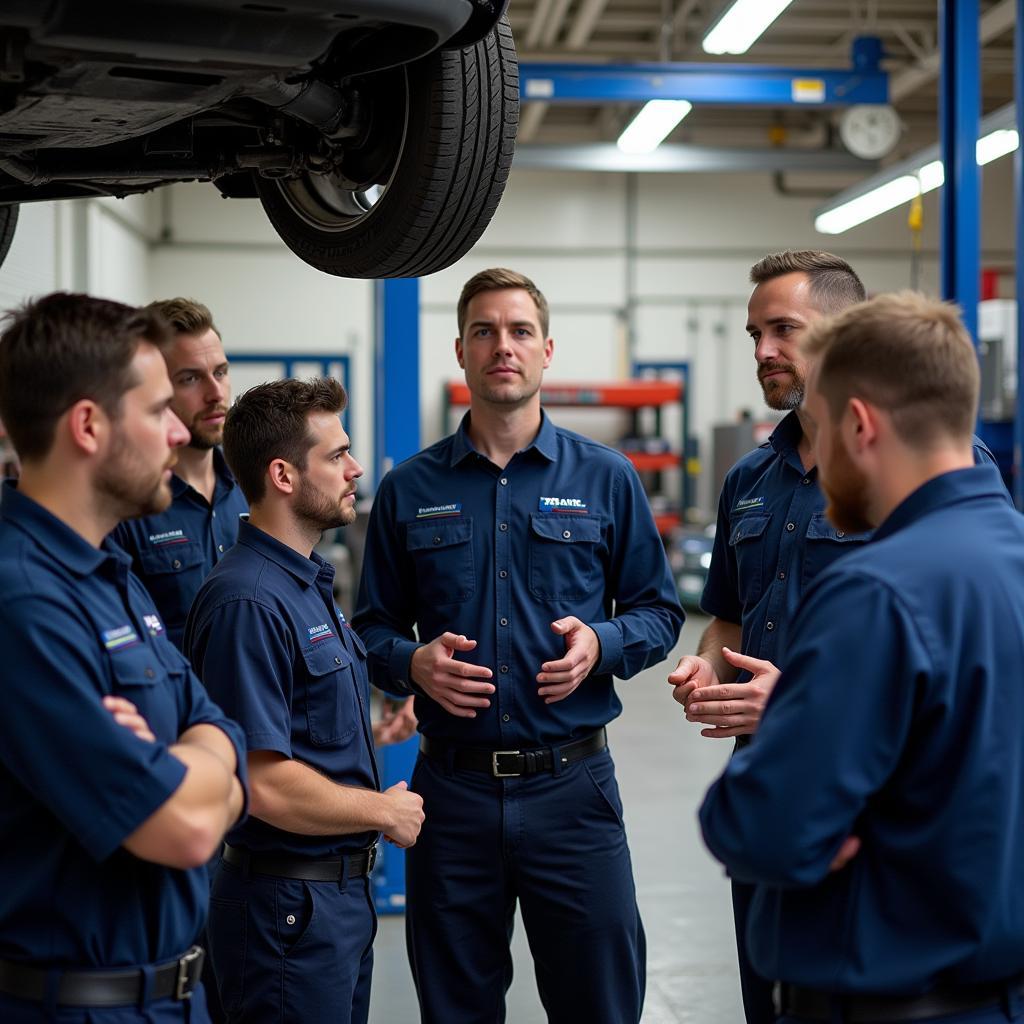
left=908, top=191, right=923, bottom=291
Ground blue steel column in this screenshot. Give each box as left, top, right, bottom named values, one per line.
left=1016, top=0, right=1024, bottom=508
left=939, top=0, right=980, bottom=343
left=372, top=278, right=421, bottom=913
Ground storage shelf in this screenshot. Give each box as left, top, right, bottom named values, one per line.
left=445, top=380, right=681, bottom=408
left=624, top=451, right=681, bottom=471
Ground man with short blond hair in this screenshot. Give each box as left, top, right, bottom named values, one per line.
left=700, top=292, right=1024, bottom=1024
left=112, top=297, right=247, bottom=649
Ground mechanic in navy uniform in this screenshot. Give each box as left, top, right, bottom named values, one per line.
left=112, top=298, right=247, bottom=650
left=666, top=251, right=999, bottom=1024
left=700, top=290, right=1024, bottom=1024
left=353, top=268, right=684, bottom=1024
left=185, top=377, right=424, bottom=1024
left=0, top=293, right=247, bottom=1023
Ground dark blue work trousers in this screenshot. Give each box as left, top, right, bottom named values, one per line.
left=206, top=859, right=375, bottom=1024
left=405, top=746, right=645, bottom=1024
left=733, top=879, right=775, bottom=1024
left=0, top=989, right=211, bottom=1023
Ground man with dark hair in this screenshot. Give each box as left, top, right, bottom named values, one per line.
left=353, top=268, right=684, bottom=1023
left=0, top=291, right=247, bottom=1023
left=112, top=298, right=247, bottom=650
left=700, top=292, right=1024, bottom=1024
left=185, top=377, right=424, bottom=1024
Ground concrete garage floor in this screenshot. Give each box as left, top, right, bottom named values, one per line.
left=368, top=613, right=745, bottom=1023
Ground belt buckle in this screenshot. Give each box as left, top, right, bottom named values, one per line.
left=175, top=946, right=203, bottom=1001
left=491, top=750, right=521, bottom=777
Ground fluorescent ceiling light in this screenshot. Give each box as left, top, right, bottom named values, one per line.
left=703, top=0, right=795, bottom=55
left=814, top=176, right=920, bottom=235
left=617, top=99, right=693, bottom=154
left=814, top=113, right=1020, bottom=235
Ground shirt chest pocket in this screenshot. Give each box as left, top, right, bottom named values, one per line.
left=528, top=514, right=602, bottom=602
left=801, top=515, right=870, bottom=589
left=137, top=542, right=206, bottom=623
left=108, top=646, right=179, bottom=744
left=405, top=519, right=476, bottom=605
left=301, top=640, right=361, bottom=747
left=728, top=512, right=771, bottom=606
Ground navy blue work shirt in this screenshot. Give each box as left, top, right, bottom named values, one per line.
left=111, top=448, right=248, bottom=649
left=700, top=465, right=1024, bottom=993
left=702, top=411, right=999, bottom=667
left=186, top=519, right=380, bottom=858
left=352, top=411, right=684, bottom=747
left=0, top=483, right=247, bottom=968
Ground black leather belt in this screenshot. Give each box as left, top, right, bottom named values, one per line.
left=0, top=946, right=203, bottom=1007
left=775, top=977, right=1024, bottom=1022
left=420, top=727, right=607, bottom=777
left=222, top=842, right=376, bottom=881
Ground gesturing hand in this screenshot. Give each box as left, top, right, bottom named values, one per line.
left=381, top=781, right=425, bottom=848
left=102, top=695, right=156, bottom=743
left=373, top=696, right=418, bottom=747
left=410, top=633, right=494, bottom=719
left=537, top=617, right=600, bottom=704
left=666, top=655, right=721, bottom=708
left=682, top=647, right=781, bottom=738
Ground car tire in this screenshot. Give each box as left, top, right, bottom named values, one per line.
left=0, top=204, right=20, bottom=267
left=254, top=17, right=518, bottom=279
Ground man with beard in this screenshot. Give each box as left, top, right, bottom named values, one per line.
left=184, top=377, right=424, bottom=1024
left=0, top=292, right=247, bottom=1023
left=667, top=251, right=998, bottom=1023
left=112, top=298, right=247, bottom=650
left=353, top=268, right=684, bottom=1023
left=700, top=292, right=1024, bottom=1024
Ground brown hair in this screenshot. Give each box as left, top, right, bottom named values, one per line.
left=223, top=377, right=348, bottom=504
left=457, top=268, right=550, bottom=338
left=803, top=291, right=979, bottom=448
left=0, top=292, right=172, bottom=461
left=145, top=297, right=219, bottom=340
left=750, top=250, right=866, bottom=314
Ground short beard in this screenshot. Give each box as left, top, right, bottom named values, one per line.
left=821, top=433, right=874, bottom=534
left=294, top=476, right=355, bottom=534
left=758, top=363, right=806, bottom=411
left=96, top=437, right=173, bottom=520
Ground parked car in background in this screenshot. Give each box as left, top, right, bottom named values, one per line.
left=0, top=1, right=517, bottom=277
left=668, top=525, right=716, bottom=611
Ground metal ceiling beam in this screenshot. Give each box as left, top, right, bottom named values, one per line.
left=566, top=0, right=611, bottom=49
left=890, top=0, right=1014, bottom=102
left=513, top=143, right=877, bottom=173
left=519, top=59, right=888, bottom=106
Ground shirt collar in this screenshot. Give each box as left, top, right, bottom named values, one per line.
left=1, top=480, right=121, bottom=578
left=449, top=410, right=559, bottom=467
left=768, top=411, right=803, bottom=457
left=873, top=464, right=1008, bottom=542
left=170, top=446, right=238, bottom=500
left=236, top=517, right=331, bottom=588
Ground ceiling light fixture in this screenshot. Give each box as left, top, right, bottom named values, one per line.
left=814, top=105, right=1018, bottom=234
left=702, top=0, right=796, bottom=56
left=616, top=99, right=693, bottom=154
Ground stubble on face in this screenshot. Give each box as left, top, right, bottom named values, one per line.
left=97, top=428, right=177, bottom=519
left=186, top=410, right=226, bottom=451
left=294, top=473, right=357, bottom=532
left=758, top=361, right=806, bottom=411
left=821, top=430, right=873, bottom=534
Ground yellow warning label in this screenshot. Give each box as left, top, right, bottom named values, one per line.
left=791, top=78, right=826, bottom=104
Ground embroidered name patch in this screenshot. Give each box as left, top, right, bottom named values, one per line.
left=102, top=624, right=140, bottom=651
left=538, top=496, right=589, bottom=514
left=148, top=529, right=188, bottom=547
left=308, top=623, right=334, bottom=643
left=416, top=503, right=462, bottom=519
left=734, top=496, right=765, bottom=513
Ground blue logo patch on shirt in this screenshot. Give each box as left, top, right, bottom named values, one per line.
left=416, top=503, right=462, bottom=519
left=734, top=496, right=765, bottom=513
left=102, top=624, right=140, bottom=651
left=538, top=496, right=589, bottom=514
left=148, top=529, right=189, bottom=547
left=308, top=623, right=334, bottom=643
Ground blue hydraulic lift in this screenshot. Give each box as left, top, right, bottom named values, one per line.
left=1017, top=0, right=1024, bottom=508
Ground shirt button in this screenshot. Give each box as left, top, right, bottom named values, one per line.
left=212, top=510, right=218, bottom=517
left=500, top=665, right=509, bottom=674
left=562, top=530, right=571, bottom=539
left=172, top=559, right=182, bottom=569
left=432, top=536, right=442, bottom=545
left=802, top=478, right=811, bottom=485
left=500, top=617, right=508, bottom=626
left=286, top=914, right=296, bottom=925
left=778, top=571, right=786, bottom=580
left=499, top=570, right=508, bottom=578
left=502, top=713, right=510, bottom=722
left=786, top=522, right=795, bottom=532
left=145, top=667, right=156, bottom=679
left=499, top=523, right=508, bottom=531
left=837, top=531, right=845, bottom=538
left=218, top=544, right=224, bottom=552
left=766, top=621, right=775, bottom=631
left=500, top=478, right=508, bottom=486
left=334, top=656, right=342, bottom=665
